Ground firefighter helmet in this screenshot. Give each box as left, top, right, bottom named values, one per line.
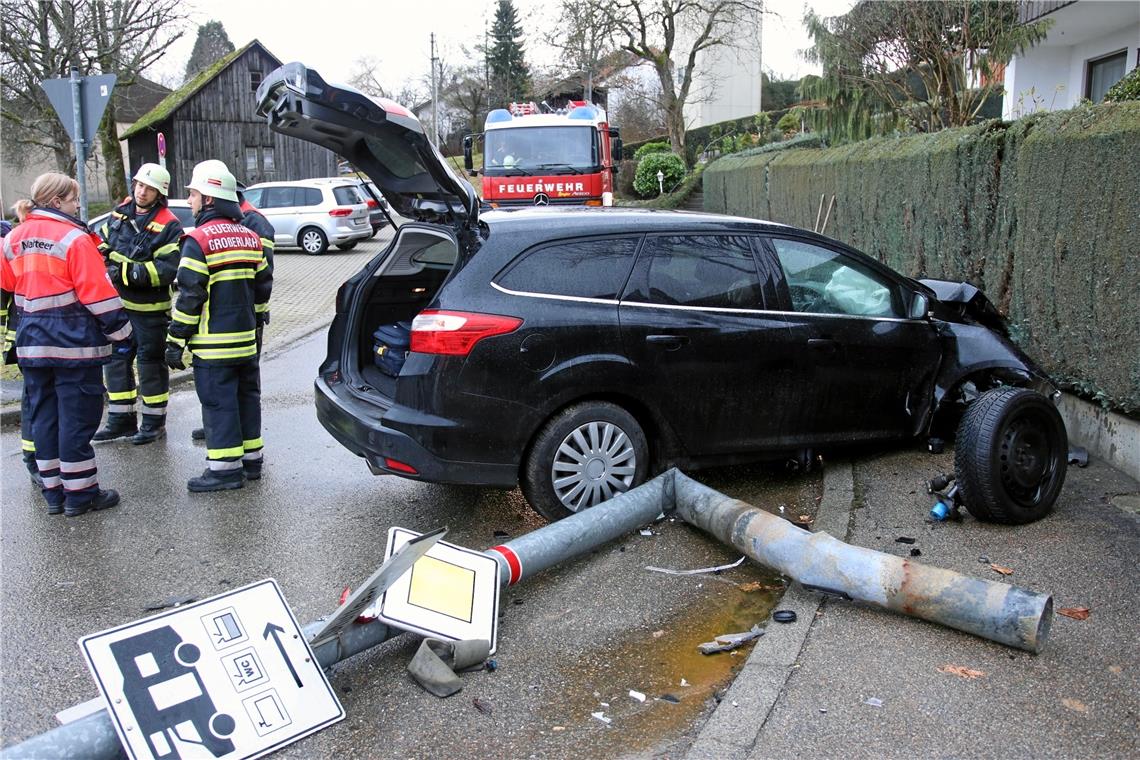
left=186, top=160, right=238, bottom=202
left=133, top=163, right=170, bottom=196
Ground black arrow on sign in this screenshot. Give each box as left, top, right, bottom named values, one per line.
left=263, top=622, right=302, bottom=688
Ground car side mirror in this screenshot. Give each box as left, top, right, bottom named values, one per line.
left=612, top=132, right=623, bottom=162
left=908, top=293, right=930, bottom=320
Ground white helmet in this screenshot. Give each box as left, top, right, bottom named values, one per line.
left=133, top=163, right=170, bottom=196
left=186, top=160, right=238, bottom=202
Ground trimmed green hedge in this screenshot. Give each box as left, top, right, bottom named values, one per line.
left=703, top=103, right=1140, bottom=415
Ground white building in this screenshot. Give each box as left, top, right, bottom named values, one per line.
left=678, top=6, right=765, bottom=130
left=1002, top=0, right=1139, bottom=119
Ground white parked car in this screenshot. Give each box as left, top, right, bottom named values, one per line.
left=244, top=178, right=372, bottom=254
left=88, top=198, right=196, bottom=236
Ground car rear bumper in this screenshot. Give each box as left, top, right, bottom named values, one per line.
left=314, top=376, right=519, bottom=487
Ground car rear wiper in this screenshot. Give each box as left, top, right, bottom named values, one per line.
left=534, top=163, right=583, bottom=175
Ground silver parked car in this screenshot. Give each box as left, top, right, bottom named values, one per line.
left=243, top=178, right=371, bottom=254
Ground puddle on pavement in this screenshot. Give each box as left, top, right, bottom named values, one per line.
left=528, top=463, right=822, bottom=759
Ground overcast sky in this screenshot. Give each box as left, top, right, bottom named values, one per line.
left=155, top=0, right=856, bottom=95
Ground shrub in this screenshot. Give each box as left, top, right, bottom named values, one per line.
left=633, top=152, right=686, bottom=197
left=1104, top=67, right=1140, bottom=102
left=776, top=111, right=800, bottom=135
left=634, top=141, right=672, bottom=160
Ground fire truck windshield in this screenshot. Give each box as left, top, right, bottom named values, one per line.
left=484, top=126, right=598, bottom=176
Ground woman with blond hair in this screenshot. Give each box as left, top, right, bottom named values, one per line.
left=1, top=172, right=134, bottom=517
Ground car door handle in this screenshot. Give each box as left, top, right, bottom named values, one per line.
left=646, top=334, right=689, bottom=350
left=807, top=338, right=838, bottom=354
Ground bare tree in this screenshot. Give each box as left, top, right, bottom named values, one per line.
left=551, top=0, right=620, bottom=104
left=442, top=62, right=490, bottom=135
left=587, top=0, right=764, bottom=158
left=348, top=56, right=388, bottom=99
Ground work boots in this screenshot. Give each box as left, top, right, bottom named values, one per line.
left=64, top=489, right=120, bottom=518
left=187, top=468, right=245, bottom=493
left=132, top=415, right=166, bottom=445
left=93, top=414, right=137, bottom=442
left=191, top=427, right=205, bottom=441
left=242, top=459, right=263, bottom=481
left=23, top=451, right=43, bottom=487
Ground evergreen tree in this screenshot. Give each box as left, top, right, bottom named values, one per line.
left=184, top=21, right=235, bottom=82
left=488, top=0, right=530, bottom=104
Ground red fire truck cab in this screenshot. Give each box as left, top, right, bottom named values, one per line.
left=464, top=101, right=623, bottom=207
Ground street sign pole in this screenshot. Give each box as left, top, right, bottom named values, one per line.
left=69, top=68, right=88, bottom=220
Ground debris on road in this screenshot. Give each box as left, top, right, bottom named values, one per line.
left=1062, top=698, right=1090, bottom=713
left=864, top=697, right=884, bottom=707
left=659, top=694, right=681, bottom=704
left=639, top=529, right=653, bottom=536
left=1068, top=447, right=1089, bottom=467
left=1057, top=606, right=1091, bottom=620
left=646, top=556, right=746, bottom=576
left=938, top=664, right=986, bottom=679
left=698, top=624, right=764, bottom=654
left=772, top=610, right=798, bottom=623
left=989, top=563, right=1015, bottom=576
left=142, top=595, right=196, bottom=611
left=652, top=629, right=666, bottom=638
left=680, top=678, right=690, bottom=687
left=629, top=689, right=646, bottom=702
left=407, top=638, right=491, bottom=698
left=895, top=536, right=916, bottom=544
left=591, top=711, right=612, bottom=725
left=795, top=514, right=813, bottom=526
left=910, top=548, right=922, bottom=557
left=738, top=581, right=782, bottom=592
left=473, top=697, right=494, bottom=715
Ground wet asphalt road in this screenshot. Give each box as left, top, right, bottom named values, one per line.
left=0, top=329, right=822, bottom=758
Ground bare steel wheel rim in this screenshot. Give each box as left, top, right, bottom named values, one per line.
left=551, top=420, right=637, bottom=512
left=301, top=229, right=323, bottom=253
left=998, top=409, right=1062, bottom=508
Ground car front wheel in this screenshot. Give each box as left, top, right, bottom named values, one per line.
left=522, top=402, right=649, bottom=522
left=299, top=227, right=328, bottom=255
left=955, top=387, right=1068, bottom=524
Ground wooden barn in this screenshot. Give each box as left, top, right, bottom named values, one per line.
left=120, top=40, right=336, bottom=194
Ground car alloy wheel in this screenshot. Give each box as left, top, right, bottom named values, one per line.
left=299, top=227, right=328, bottom=254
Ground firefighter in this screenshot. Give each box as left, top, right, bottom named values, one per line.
left=188, top=168, right=274, bottom=442
left=1, top=172, right=132, bottom=516
left=93, top=163, right=183, bottom=444
left=167, top=161, right=271, bottom=492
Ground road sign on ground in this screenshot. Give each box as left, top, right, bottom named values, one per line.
left=79, top=579, right=343, bottom=760
left=379, top=528, right=501, bottom=653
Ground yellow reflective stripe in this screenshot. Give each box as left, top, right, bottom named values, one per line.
left=121, top=298, right=171, bottom=312
left=207, top=445, right=245, bottom=459
left=172, top=307, right=200, bottom=325
left=107, top=390, right=137, bottom=401
left=145, top=261, right=160, bottom=287
left=141, top=392, right=170, bottom=404
left=205, top=250, right=262, bottom=267
left=154, top=242, right=179, bottom=257
left=145, top=221, right=167, bottom=233
left=192, top=345, right=257, bottom=360
left=111, top=210, right=127, bottom=220
left=121, top=265, right=130, bottom=286
left=179, top=258, right=209, bottom=275
left=254, top=302, right=270, bottom=313
left=243, top=437, right=264, bottom=450
left=167, top=334, right=187, bottom=348
left=209, top=269, right=255, bottom=284
left=99, top=224, right=110, bottom=239
left=21, top=438, right=36, bottom=452
left=108, top=251, right=130, bottom=264
left=260, top=238, right=275, bottom=249
left=190, top=330, right=256, bottom=345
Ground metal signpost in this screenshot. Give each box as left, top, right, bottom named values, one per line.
left=157, top=132, right=167, bottom=170
left=79, top=579, right=343, bottom=760
left=40, top=69, right=116, bottom=221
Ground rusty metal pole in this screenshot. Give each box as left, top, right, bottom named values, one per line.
left=1, top=481, right=669, bottom=760
left=670, top=470, right=1053, bottom=653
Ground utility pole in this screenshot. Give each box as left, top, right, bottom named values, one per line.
left=430, top=33, right=440, bottom=148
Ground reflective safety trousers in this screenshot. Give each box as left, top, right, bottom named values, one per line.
left=167, top=213, right=271, bottom=365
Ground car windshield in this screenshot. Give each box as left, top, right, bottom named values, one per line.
left=484, top=126, right=597, bottom=175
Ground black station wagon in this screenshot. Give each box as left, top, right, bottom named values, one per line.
left=257, top=63, right=1069, bottom=524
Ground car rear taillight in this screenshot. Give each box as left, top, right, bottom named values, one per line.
left=365, top=199, right=379, bottom=209
left=328, top=207, right=353, bottom=217
left=410, top=310, right=522, bottom=356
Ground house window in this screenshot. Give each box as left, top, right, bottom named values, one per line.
left=1086, top=51, right=1126, bottom=103
left=250, top=70, right=263, bottom=92
left=262, top=147, right=275, bottom=176
left=245, top=146, right=258, bottom=176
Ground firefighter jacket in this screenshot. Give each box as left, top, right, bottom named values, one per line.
left=97, top=198, right=183, bottom=312
left=168, top=206, right=271, bottom=365
left=239, top=199, right=275, bottom=272
left=1, top=208, right=133, bottom=367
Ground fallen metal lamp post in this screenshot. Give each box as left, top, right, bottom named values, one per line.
left=1, top=478, right=669, bottom=760
left=3, top=469, right=1052, bottom=758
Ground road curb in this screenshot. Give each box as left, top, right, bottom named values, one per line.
left=0, top=317, right=335, bottom=428
left=684, top=460, right=855, bottom=760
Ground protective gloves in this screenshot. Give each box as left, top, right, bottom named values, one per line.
left=165, top=342, right=186, bottom=370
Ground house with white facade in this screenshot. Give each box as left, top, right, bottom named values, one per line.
left=678, top=8, right=765, bottom=130
left=1002, top=0, right=1139, bottom=119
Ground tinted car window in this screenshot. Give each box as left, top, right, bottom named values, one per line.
left=333, top=186, right=361, bottom=205
left=301, top=187, right=322, bottom=206
left=628, top=234, right=762, bottom=309
left=243, top=188, right=263, bottom=206
left=262, top=186, right=296, bottom=209
left=770, top=238, right=901, bottom=318
left=497, top=237, right=639, bottom=299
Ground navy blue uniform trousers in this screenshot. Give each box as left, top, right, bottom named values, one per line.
left=23, top=365, right=104, bottom=508
left=194, top=360, right=262, bottom=470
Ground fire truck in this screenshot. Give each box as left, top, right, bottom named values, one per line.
left=464, top=101, right=623, bottom=207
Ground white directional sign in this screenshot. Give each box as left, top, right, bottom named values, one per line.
left=379, top=528, right=501, bottom=654
left=80, top=580, right=343, bottom=760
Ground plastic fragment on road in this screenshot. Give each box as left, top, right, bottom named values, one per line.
left=772, top=610, right=797, bottom=624
left=659, top=694, right=680, bottom=704
left=407, top=638, right=491, bottom=697
left=629, top=689, right=646, bottom=702
left=864, top=697, right=883, bottom=707
left=698, top=624, right=764, bottom=654
left=473, top=697, right=493, bottom=715
left=591, top=711, right=612, bottom=725
left=640, top=529, right=653, bottom=536
left=646, top=556, right=746, bottom=576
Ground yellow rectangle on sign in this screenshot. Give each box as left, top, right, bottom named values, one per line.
left=407, top=556, right=476, bottom=623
